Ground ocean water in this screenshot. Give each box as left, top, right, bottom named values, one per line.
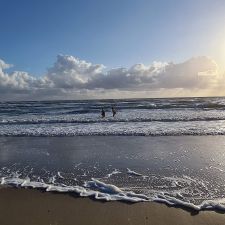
left=1, top=97, right=225, bottom=136
left=1, top=97, right=225, bottom=211
left=0, top=98, right=225, bottom=136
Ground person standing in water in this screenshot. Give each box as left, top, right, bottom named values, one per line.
left=112, top=106, right=116, bottom=117
left=101, top=108, right=105, bottom=118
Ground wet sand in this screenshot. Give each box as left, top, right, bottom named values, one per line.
left=0, top=187, right=225, bottom=225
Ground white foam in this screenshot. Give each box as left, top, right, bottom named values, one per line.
left=1, top=176, right=225, bottom=211
left=154, top=194, right=225, bottom=211
left=2, top=119, right=225, bottom=136
left=49, top=175, right=57, bottom=184
left=209, top=166, right=224, bottom=172
left=127, top=168, right=143, bottom=176
left=84, top=178, right=122, bottom=194
left=0, top=176, right=148, bottom=202
left=57, top=172, right=64, bottom=179
left=1, top=177, right=6, bottom=185
left=105, top=169, right=121, bottom=178
left=163, top=176, right=195, bottom=187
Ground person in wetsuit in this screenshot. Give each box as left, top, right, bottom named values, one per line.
left=112, top=106, right=116, bottom=117
left=101, top=108, right=105, bottom=118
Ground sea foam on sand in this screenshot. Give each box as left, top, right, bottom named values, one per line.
left=1, top=176, right=225, bottom=211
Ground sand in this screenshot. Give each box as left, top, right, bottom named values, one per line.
left=0, top=187, right=225, bottom=225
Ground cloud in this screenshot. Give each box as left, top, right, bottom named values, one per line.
left=0, top=59, right=12, bottom=70
left=152, top=57, right=218, bottom=89
left=46, top=55, right=105, bottom=89
left=0, top=55, right=221, bottom=100
left=45, top=55, right=218, bottom=91
left=0, top=69, right=49, bottom=94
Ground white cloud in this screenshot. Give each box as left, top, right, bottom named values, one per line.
left=0, top=55, right=221, bottom=100
left=46, top=55, right=105, bottom=89
left=0, top=59, right=12, bottom=70
left=152, top=56, right=218, bottom=89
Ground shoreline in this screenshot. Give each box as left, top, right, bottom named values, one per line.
left=2, top=136, right=225, bottom=213
left=1, top=187, right=225, bottom=225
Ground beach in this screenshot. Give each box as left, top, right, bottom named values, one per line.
left=2, top=0, right=225, bottom=221
left=1, top=187, right=225, bottom=225
left=2, top=99, right=225, bottom=223
left=1, top=136, right=225, bottom=211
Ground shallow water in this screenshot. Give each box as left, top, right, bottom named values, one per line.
left=1, top=136, right=225, bottom=211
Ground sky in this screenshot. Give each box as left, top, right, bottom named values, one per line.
left=1, top=0, right=225, bottom=100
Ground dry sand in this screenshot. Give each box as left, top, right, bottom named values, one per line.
left=0, top=187, right=225, bottom=225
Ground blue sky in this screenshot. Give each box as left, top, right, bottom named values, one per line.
left=0, top=0, right=225, bottom=100
left=1, top=0, right=225, bottom=76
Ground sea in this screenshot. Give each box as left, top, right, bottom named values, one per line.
left=1, top=97, right=225, bottom=211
